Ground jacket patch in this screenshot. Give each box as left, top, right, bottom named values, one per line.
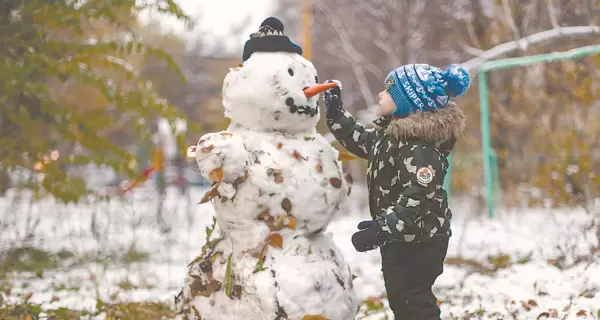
left=416, top=167, right=434, bottom=185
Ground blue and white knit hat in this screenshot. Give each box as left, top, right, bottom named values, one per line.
left=384, top=64, right=471, bottom=117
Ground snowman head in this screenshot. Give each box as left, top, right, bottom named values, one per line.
left=221, top=17, right=334, bottom=134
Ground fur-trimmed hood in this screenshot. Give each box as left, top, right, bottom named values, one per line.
left=373, top=102, right=467, bottom=155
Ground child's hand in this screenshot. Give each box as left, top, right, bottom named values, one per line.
left=351, top=219, right=393, bottom=252
left=323, top=80, right=343, bottom=117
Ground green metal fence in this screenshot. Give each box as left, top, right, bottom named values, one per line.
left=445, top=44, right=600, bottom=218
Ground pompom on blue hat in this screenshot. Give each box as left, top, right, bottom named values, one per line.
left=384, top=64, right=471, bottom=117
left=242, top=17, right=303, bottom=62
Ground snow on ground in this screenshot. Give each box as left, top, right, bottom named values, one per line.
left=1, top=185, right=599, bottom=319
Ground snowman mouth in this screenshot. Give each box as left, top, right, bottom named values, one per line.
left=285, top=97, right=318, bottom=117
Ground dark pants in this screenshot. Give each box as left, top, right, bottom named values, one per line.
left=380, top=236, right=449, bottom=320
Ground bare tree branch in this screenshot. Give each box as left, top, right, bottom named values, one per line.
left=462, top=43, right=486, bottom=56
left=501, top=0, right=520, bottom=39
left=546, top=0, right=560, bottom=29
left=314, top=2, right=376, bottom=108
left=461, top=26, right=600, bottom=70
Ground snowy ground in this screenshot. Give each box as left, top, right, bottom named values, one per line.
left=1, top=185, right=599, bottom=319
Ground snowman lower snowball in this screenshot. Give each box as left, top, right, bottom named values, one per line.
left=176, top=18, right=358, bottom=320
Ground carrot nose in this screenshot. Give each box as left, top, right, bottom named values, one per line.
left=304, top=82, right=338, bottom=98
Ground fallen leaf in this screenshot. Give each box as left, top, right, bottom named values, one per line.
left=338, top=151, right=356, bottom=161
left=51, top=295, right=60, bottom=302
left=267, top=233, right=283, bottom=249
left=302, top=315, right=328, bottom=320
left=198, top=139, right=206, bottom=144
left=576, top=310, right=586, bottom=316
left=231, top=284, right=243, bottom=299
left=277, top=142, right=283, bottom=149
left=329, top=178, right=342, bottom=188
left=281, top=198, right=292, bottom=213
left=288, top=215, right=297, bottom=229
left=291, top=150, right=307, bottom=161
left=24, top=314, right=33, bottom=320
left=209, top=168, right=224, bottom=182
left=200, top=145, right=215, bottom=153
left=23, top=292, right=33, bottom=302
left=273, top=215, right=287, bottom=230
left=244, top=244, right=264, bottom=259
left=234, top=171, right=249, bottom=187
left=200, top=186, right=220, bottom=204
left=527, top=299, right=538, bottom=307
left=209, top=279, right=222, bottom=292
left=315, top=162, right=323, bottom=173
left=224, top=254, right=233, bottom=298
left=267, top=168, right=284, bottom=183
left=220, top=132, right=232, bottom=137
left=256, top=208, right=272, bottom=222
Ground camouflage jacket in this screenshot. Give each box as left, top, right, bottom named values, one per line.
left=326, top=103, right=466, bottom=243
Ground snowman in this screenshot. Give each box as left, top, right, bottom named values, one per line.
left=175, top=17, right=358, bottom=320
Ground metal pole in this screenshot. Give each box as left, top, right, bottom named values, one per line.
left=444, top=154, right=452, bottom=198
left=478, top=69, right=495, bottom=218
left=481, top=44, right=600, bottom=72
left=301, top=0, right=312, bottom=60
left=476, top=44, right=600, bottom=219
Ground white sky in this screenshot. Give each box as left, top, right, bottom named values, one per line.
left=140, top=0, right=277, bottom=54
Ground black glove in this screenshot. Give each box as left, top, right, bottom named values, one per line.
left=323, top=80, right=343, bottom=118
left=351, top=219, right=393, bottom=252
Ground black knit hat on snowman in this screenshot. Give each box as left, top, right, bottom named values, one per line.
left=242, top=17, right=303, bottom=62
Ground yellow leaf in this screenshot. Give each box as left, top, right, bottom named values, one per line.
left=288, top=215, right=297, bottom=229
left=315, top=162, right=323, bottom=173
left=267, top=233, right=283, bottom=249
left=209, top=168, right=224, bottom=182
left=302, top=316, right=329, bottom=320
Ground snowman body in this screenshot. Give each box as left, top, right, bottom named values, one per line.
left=177, top=52, right=358, bottom=320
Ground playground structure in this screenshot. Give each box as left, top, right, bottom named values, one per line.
left=445, top=44, right=600, bottom=218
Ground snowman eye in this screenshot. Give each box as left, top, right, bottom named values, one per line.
left=288, top=68, right=294, bottom=76
left=314, top=76, right=319, bottom=83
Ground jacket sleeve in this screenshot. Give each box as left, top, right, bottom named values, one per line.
left=324, top=94, right=375, bottom=159
left=377, top=145, right=444, bottom=242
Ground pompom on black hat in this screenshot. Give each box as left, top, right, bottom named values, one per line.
left=242, top=17, right=303, bottom=62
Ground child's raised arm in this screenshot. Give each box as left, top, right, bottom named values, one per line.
left=323, top=81, right=375, bottom=159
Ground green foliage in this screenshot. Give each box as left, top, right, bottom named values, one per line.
left=0, top=247, right=75, bottom=276
left=0, top=0, right=193, bottom=203
left=0, top=297, right=176, bottom=319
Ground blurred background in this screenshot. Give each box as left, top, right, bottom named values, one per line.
left=1, top=0, right=599, bottom=319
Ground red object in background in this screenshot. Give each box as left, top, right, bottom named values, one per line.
left=118, top=166, right=156, bottom=194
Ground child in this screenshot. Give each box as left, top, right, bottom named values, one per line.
left=323, top=63, right=470, bottom=319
